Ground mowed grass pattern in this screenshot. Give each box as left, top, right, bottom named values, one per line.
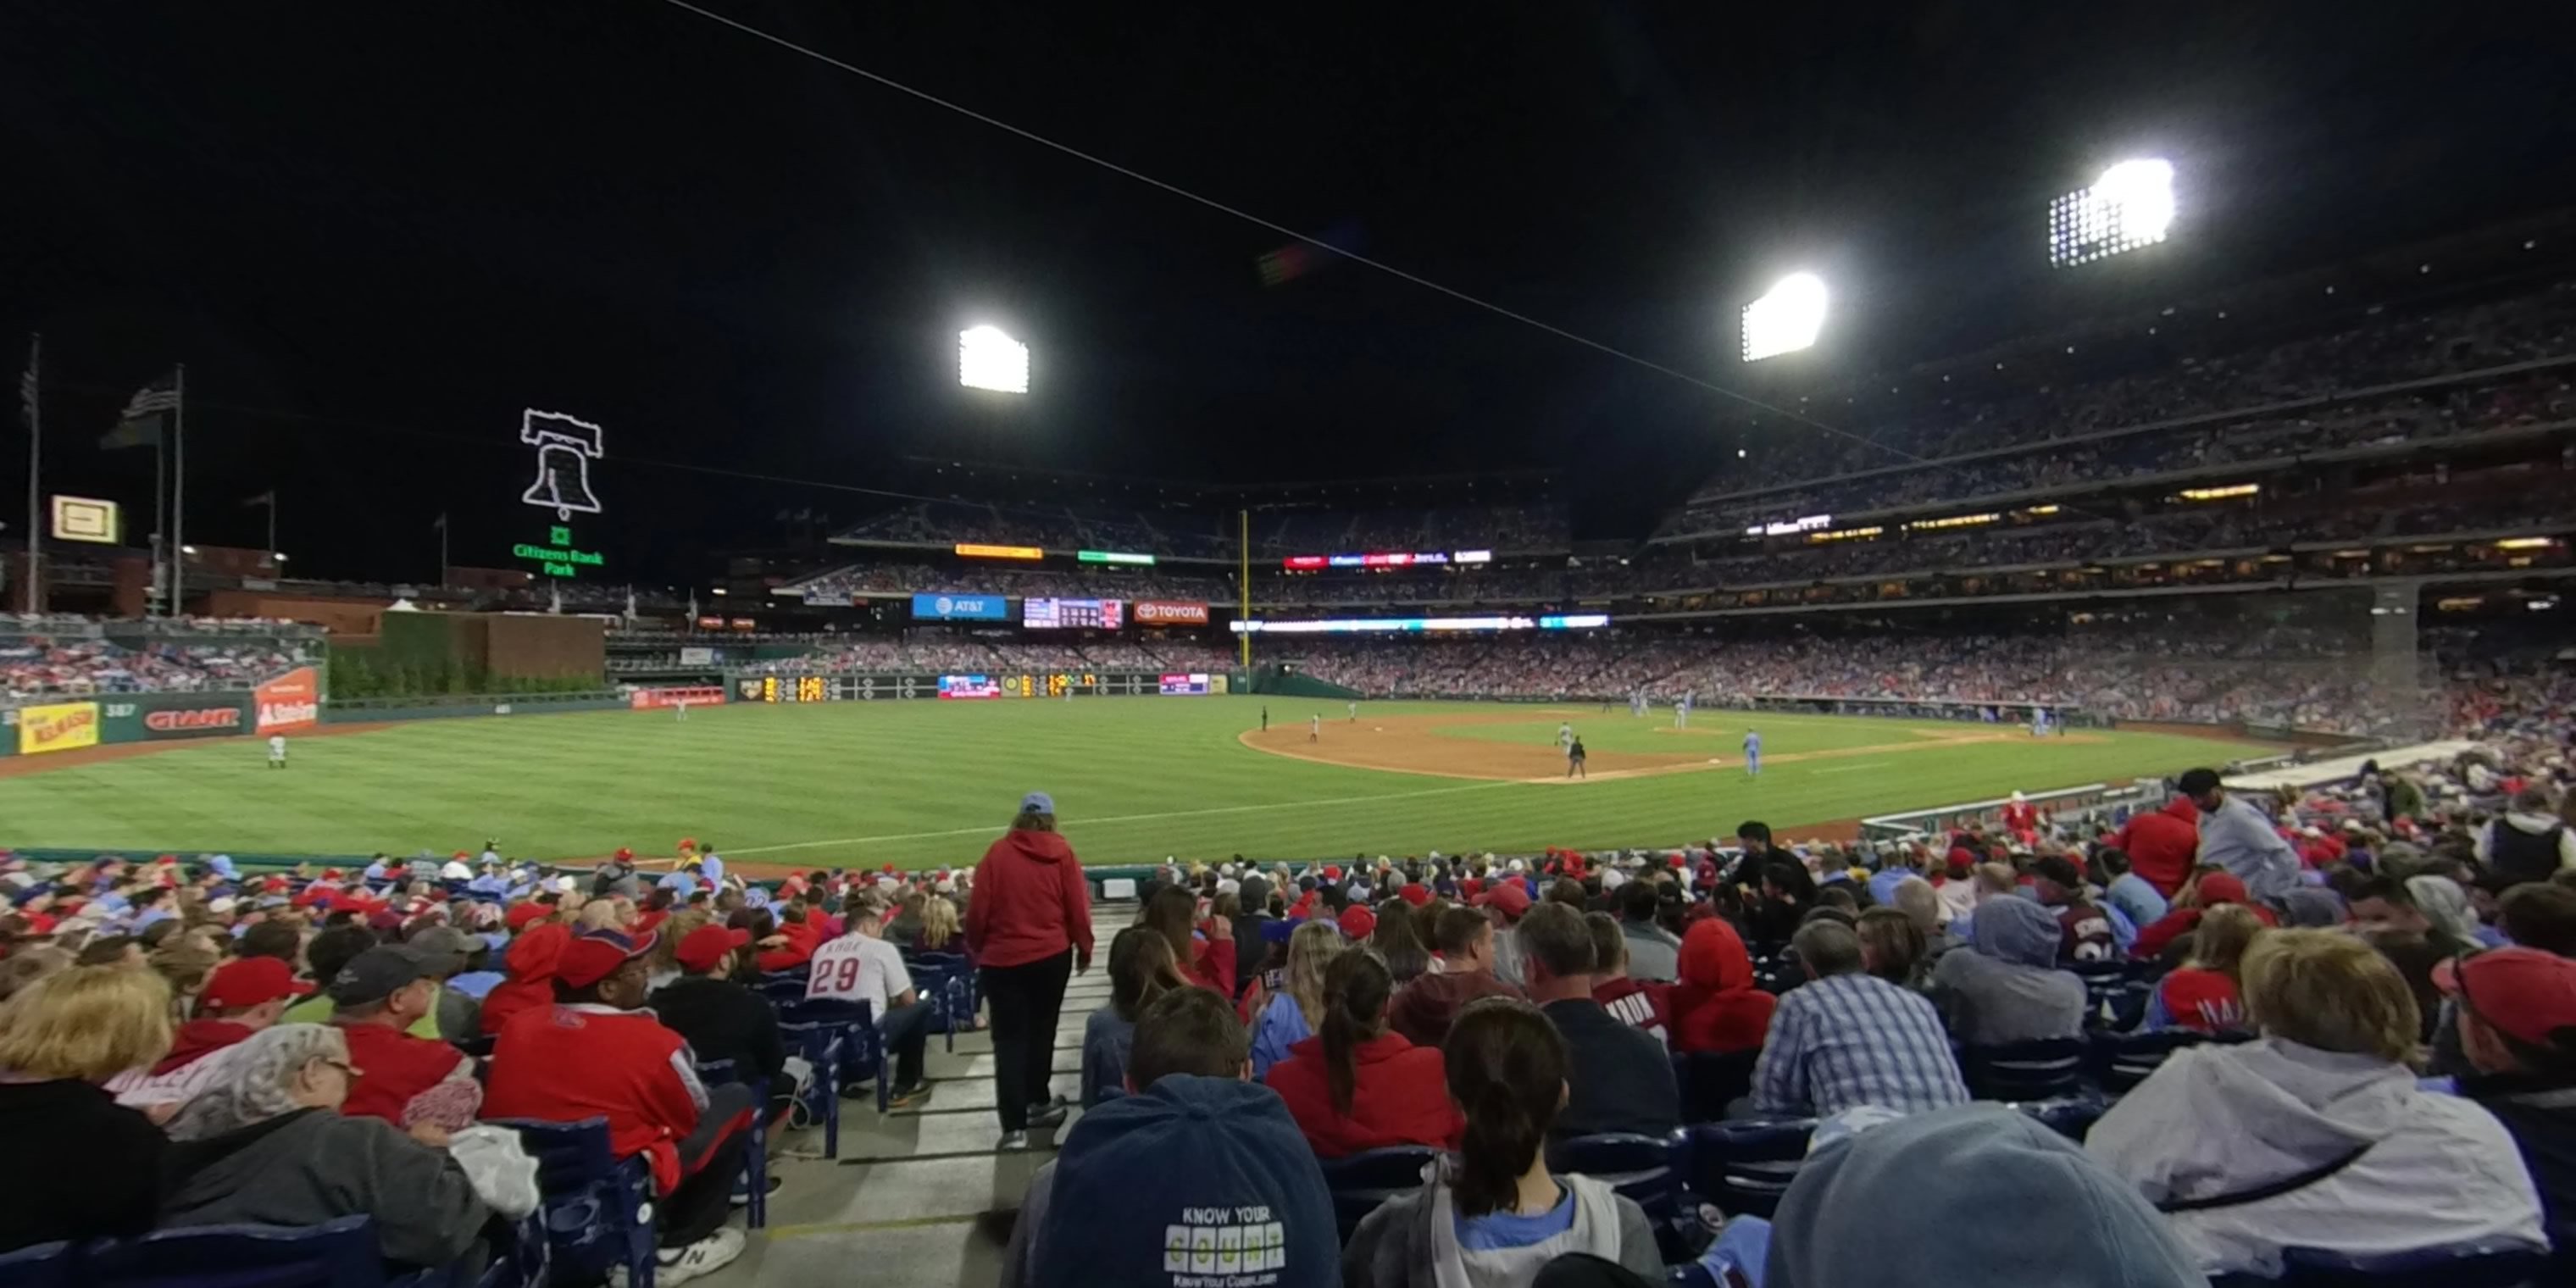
left=0, top=697, right=2262, bottom=864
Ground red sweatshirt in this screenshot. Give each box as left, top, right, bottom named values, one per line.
left=2129, top=873, right=2279, bottom=961
left=1264, top=1032, right=1463, bottom=1158
left=1668, top=919, right=1775, bottom=1054
left=965, top=830, right=1094, bottom=969
left=337, top=1020, right=472, bottom=1126
left=1593, top=976, right=1673, bottom=1044
left=756, top=919, right=821, bottom=974
left=483, top=1003, right=730, bottom=1196
left=1185, top=933, right=1236, bottom=997
left=480, top=924, right=571, bottom=1036
left=152, top=1019, right=258, bottom=1075
left=2114, top=797, right=2203, bottom=897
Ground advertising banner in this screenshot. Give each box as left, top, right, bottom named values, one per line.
left=630, top=686, right=725, bottom=711
left=18, top=701, right=100, bottom=755
left=101, top=692, right=253, bottom=742
left=1133, top=600, right=1210, bottom=626
left=910, top=593, right=1009, bottom=622
left=1022, top=597, right=1124, bottom=630
left=1158, top=673, right=1213, bottom=695
left=255, top=666, right=323, bottom=735
left=678, top=647, right=716, bottom=666
left=937, top=675, right=1002, bottom=700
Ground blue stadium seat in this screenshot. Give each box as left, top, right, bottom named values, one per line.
left=779, top=997, right=885, bottom=1157
left=756, top=972, right=810, bottom=1007
left=1958, top=1037, right=2088, bottom=1102
left=1549, top=1130, right=1690, bottom=1263
left=1316, top=1146, right=1441, bottom=1244
left=486, top=1118, right=657, bottom=1288
left=81, top=1216, right=380, bottom=1288
left=2012, top=1094, right=2107, bottom=1141
left=905, top=951, right=976, bottom=1052
left=0, top=1241, right=72, bottom=1288
left=1684, top=1119, right=1814, bottom=1219
left=2090, top=1028, right=2235, bottom=1095
left=1672, top=1049, right=1760, bottom=1124
left=2069, top=961, right=2137, bottom=1030
left=694, top=1059, right=769, bottom=1229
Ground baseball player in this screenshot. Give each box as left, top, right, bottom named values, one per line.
left=1557, top=722, right=1574, bottom=751
left=1310, top=713, right=1321, bottom=742
left=267, top=733, right=287, bottom=770
left=1347, top=700, right=1357, bottom=723
left=1742, top=729, right=1762, bottom=777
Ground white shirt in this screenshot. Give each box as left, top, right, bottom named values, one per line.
left=268, top=736, right=286, bottom=755
left=439, top=860, right=474, bottom=881
left=806, top=933, right=913, bottom=1012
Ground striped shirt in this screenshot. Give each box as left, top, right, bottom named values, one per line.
left=1751, top=972, right=1968, bottom=1118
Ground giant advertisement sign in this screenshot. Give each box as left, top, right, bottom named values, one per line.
left=1133, top=600, right=1210, bottom=626
left=255, top=666, right=322, bottom=735
left=909, top=593, right=1009, bottom=622
left=16, top=701, right=100, bottom=755
left=107, top=692, right=254, bottom=742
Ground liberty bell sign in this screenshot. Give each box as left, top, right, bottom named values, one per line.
left=519, top=408, right=605, bottom=519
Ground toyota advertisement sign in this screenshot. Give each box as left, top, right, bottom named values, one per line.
left=1133, top=600, right=1210, bottom=626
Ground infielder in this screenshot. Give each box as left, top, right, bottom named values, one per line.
left=1310, top=713, right=1321, bottom=742
left=1743, top=729, right=1762, bottom=777
left=1557, top=721, right=1574, bottom=750
left=1347, top=700, right=1357, bottom=723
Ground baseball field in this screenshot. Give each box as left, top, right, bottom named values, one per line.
left=0, top=696, right=2272, bottom=867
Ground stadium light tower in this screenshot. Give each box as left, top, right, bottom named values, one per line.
left=958, top=325, right=1030, bottom=393
left=1740, top=273, right=1828, bottom=362
left=2050, top=158, right=2175, bottom=267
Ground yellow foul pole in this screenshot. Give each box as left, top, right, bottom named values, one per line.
left=1238, top=508, right=1252, bottom=669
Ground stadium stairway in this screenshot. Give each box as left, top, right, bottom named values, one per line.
left=696, top=902, right=1126, bottom=1286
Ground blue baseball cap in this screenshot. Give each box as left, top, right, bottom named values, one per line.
left=1020, top=791, right=1056, bottom=815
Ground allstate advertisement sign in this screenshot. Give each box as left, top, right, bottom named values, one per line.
left=910, top=593, right=1008, bottom=621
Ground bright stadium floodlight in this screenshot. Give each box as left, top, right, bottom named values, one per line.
left=1740, top=273, right=1827, bottom=362
left=958, top=325, right=1029, bottom=392
left=2050, top=158, right=2175, bottom=267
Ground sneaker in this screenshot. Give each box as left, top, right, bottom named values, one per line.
left=654, top=1229, right=747, bottom=1286
left=1025, top=1102, right=1067, bottom=1129
left=886, top=1081, right=930, bottom=1109
left=729, top=1173, right=786, bottom=1207
left=997, top=1130, right=1030, bottom=1152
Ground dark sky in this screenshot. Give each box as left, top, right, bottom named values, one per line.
left=3, top=3, right=2568, bottom=586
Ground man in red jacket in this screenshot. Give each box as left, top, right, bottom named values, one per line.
left=967, top=791, right=1096, bottom=1150
left=483, top=928, right=758, bottom=1281
left=2112, top=796, right=2202, bottom=898
left=328, top=945, right=483, bottom=1138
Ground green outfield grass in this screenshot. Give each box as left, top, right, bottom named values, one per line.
left=0, top=696, right=2262, bottom=865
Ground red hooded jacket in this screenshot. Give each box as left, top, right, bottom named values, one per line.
left=479, top=924, right=571, bottom=1035
left=152, top=1019, right=258, bottom=1075
left=755, top=919, right=822, bottom=974
left=1263, top=1032, right=1463, bottom=1158
left=2114, top=797, right=2202, bottom=897
left=1668, top=919, right=1775, bottom=1054
left=966, top=828, right=1096, bottom=969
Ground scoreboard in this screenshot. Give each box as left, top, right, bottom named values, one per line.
left=1022, top=597, right=1124, bottom=630
left=733, top=670, right=1213, bottom=702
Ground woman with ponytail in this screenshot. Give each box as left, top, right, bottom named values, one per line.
left=1264, top=950, right=1460, bottom=1158
left=1343, top=997, right=1663, bottom=1286
left=1249, top=921, right=1346, bottom=1079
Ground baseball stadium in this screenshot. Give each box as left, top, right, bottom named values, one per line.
left=7, top=7, right=2576, bottom=1288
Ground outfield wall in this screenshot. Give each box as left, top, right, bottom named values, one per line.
left=0, top=666, right=325, bottom=758
left=724, top=669, right=1226, bottom=702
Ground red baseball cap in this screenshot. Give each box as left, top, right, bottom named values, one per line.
left=1337, top=905, right=1377, bottom=940
left=613, top=847, right=635, bottom=862
left=675, top=925, right=752, bottom=974
left=1399, top=883, right=1430, bottom=908
left=200, top=957, right=298, bottom=1010
left=504, top=902, right=553, bottom=930
left=2438, top=947, right=2576, bottom=1049
left=555, top=929, right=659, bottom=990
left=1322, top=865, right=1342, bottom=882
left=1475, top=881, right=1532, bottom=919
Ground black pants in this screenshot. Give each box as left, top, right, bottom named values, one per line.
left=1532, top=1253, right=1658, bottom=1288
left=980, top=950, right=1072, bottom=1132
left=660, top=1083, right=758, bottom=1247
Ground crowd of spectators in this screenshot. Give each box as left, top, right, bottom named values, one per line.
left=1669, top=278, right=2576, bottom=529
left=783, top=562, right=1226, bottom=603
left=1668, top=364, right=2576, bottom=536
left=2, top=630, right=315, bottom=701
left=739, top=632, right=1235, bottom=677
left=833, top=500, right=1570, bottom=563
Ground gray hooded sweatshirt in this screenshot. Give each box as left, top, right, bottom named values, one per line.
left=1928, top=897, right=2086, bottom=1046
left=1341, top=1170, right=1658, bottom=1288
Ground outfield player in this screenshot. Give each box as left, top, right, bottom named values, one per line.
left=675, top=697, right=688, bottom=722
left=1742, top=729, right=1762, bottom=777
left=267, top=733, right=287, bottom=769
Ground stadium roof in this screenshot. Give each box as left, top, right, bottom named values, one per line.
left=8, top=4, right=2571, bottom=582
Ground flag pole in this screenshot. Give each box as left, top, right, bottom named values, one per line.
left=266, top=492, right=276, bottom=569
left=20, top=335, right=38, bottom=614
left=152, top=418, right=167, bottom=617
left=170, top=364, right=186, bottom=615
left=437, top=514, right=448, bottom=587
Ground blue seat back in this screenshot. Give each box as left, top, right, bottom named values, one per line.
left=2089, top=1028, right=2207, bottom=1095
left=1547, top=1131, right=1685, bottom=1227
left=82, top=1216, right=380, bottom=1288
left=1317, top=1146, right=1440, bottom=1243
left=1673, top=1049, right=1760, bottom=1124
left=487, top=1118, right=654, bottom=1285
left=1685, top=1119, right=1813, bottom=1219
left=1959, top=1037, right=2087, bottom=1102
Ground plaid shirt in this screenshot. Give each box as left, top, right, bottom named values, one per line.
left=1751, top=972, right=1968, bottom=1118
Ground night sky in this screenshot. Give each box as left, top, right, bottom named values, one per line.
left=3, top=3, right=2568, bottom=587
